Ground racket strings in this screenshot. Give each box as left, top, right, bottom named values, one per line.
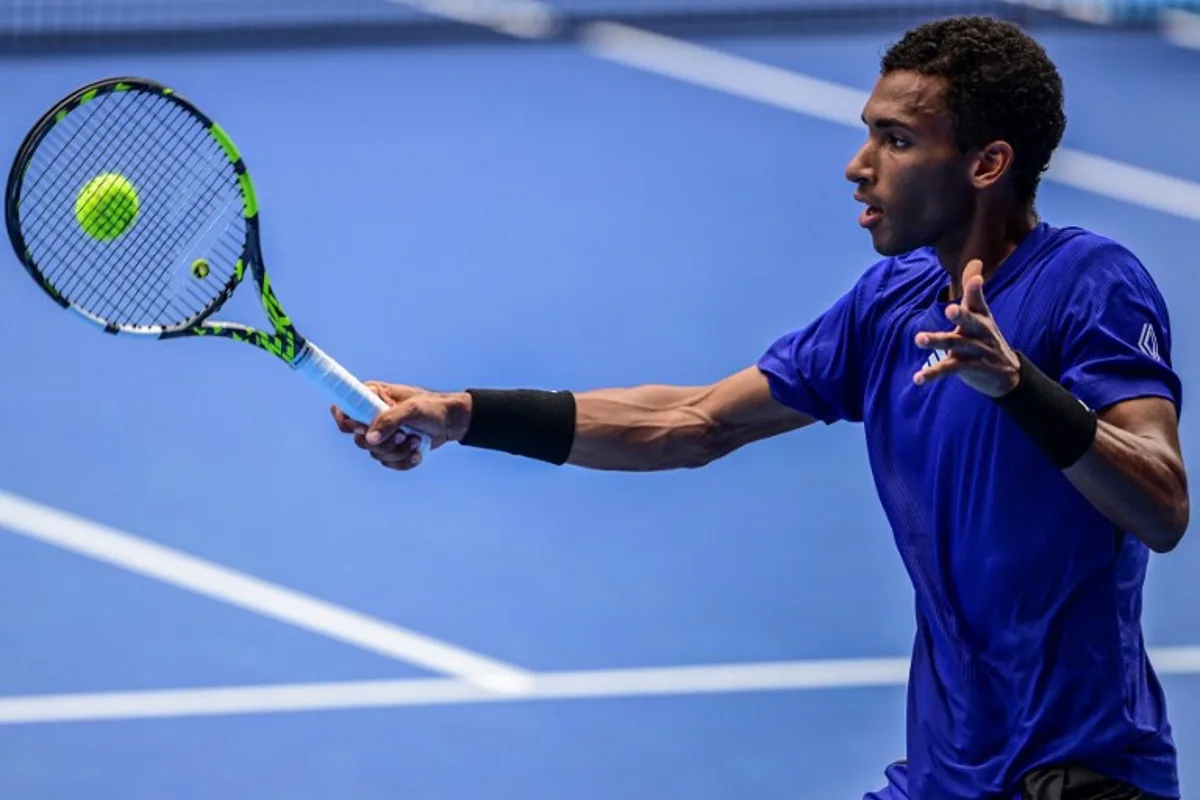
left=74, top=106, right=238, bottom=325
left=17, top=88, right=246, bottom=330
left=21, top=93, right=218, bottom=320
left=32, top=93, right=240, bottom=325
left=21, top=90, right=133, bottom=244
left=31, top=96, right=207, bottom=319
left=98, top=102, right=245, bottom=324
left=52, top=98, right=205, bottom=317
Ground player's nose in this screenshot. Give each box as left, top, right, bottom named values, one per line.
left=844, top=142, right=874, bottom=186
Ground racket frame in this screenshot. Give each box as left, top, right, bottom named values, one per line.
left=5, top=77, right=422, bottom=442
left=6, top=77, right=299, bottom=355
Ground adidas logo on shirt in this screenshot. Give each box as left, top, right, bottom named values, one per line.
left=925, top=349, right=949, bottom=370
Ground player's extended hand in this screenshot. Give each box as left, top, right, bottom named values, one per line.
left=913, top=259, right=1021, bottom=398
left=330, top=383, right=468, bottom=470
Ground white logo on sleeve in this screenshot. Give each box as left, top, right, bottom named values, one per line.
left=1138, top=323, right=1162, bottom=362
left=925, top=348, right=948, bottom=370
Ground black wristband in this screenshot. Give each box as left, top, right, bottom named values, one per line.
left=459, top=389, right=576, bottom=465
left=993, top=351, right=1098, bottom=469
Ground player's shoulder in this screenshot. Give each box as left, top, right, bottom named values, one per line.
left=1035, top=224, right=1157, bottom=289
left=1031, top=224, right=1173, bottom=336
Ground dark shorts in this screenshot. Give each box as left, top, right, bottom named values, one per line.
left=1022, top=765, right=1172, bottom=800
left=864, top=761, right=1174, bottom=800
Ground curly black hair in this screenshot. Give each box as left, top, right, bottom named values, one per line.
left=881, top=16, right=1066, bottom=205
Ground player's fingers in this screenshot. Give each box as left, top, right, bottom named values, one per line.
left=393, top=432, right=438, bottom=452
left=915, top=333, right=989, bottom=359
left=962, top=273, right=990, bottom=316
left=913, top=360, right=954, bottom=385
left=365, top=399, right=421, bottom=445
left=945, top=303, right=991, bottom=336
left=331, top=405, right=367, bottom=436
left=354, top=430, right=421, bottom=461
left=330, top=405, right=352, bottom=430
left=367, top=381, right=425, bottom=406
left=961, top=259, right=985, bottom=298
left=912, top=352, right=983, bottom=386
left=371, top=433, right=424, bottom=459
left=915, top=331, right=963, bottom=350
left=371, top=447, right=423, bottom=470
left=363, top=381, right=393, bottom=403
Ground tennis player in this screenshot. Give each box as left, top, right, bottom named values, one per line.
left=332, top=16, right=1188, bottom=800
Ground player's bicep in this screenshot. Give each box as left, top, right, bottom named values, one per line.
left=1099, top=396, right=1183, bottom=459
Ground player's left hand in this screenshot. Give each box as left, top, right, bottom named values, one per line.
left=912, top=258, right=1021, bottom=398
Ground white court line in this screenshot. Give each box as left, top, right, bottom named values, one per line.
left=579, top=22, right=1200, bottom=224
left=1001, top=0, right=1116, bottom=25
left=2, top=648, right=1199, bottom=725
left=0, top=491, right=532, bottom=695
left=0, top=660, right=909, bottom=725
left=385, top=0, right=560, bottom=38
left=378, top=1, right=1200, bottom=222
left=1162, top=9, right=1200, bottom=51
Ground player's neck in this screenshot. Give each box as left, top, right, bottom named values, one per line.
left=935, top=205, right=1038, bottom=301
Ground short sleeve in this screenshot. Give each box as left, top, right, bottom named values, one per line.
left=1057, top=244, right=1182, bottom=415
left=757, top=277, right=871, bottom=424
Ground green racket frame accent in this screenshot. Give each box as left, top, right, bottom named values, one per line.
left=4, top=76, right=304, bottom=365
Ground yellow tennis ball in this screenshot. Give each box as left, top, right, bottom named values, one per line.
left=191, top=258, right=210, bottom=279
left=75, top=173, right=139, bottom=241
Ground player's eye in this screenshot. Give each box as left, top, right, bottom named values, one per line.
left=887, top=134, right=911, bottom=149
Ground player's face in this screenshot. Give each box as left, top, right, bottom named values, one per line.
left=845, top=71, right=975, bottom=256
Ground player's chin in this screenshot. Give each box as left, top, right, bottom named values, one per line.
left=868, top=224, right=921, bottom=257
left=868, top=230, right=903, bottom=257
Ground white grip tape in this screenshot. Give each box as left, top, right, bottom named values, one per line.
left=294, top=340, right=430, bottom=453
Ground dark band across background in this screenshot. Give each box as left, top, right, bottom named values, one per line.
left=0, top=0, right=1196, bottom=55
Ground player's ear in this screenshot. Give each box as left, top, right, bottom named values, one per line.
left=968, top=140, right=1015, bottom=191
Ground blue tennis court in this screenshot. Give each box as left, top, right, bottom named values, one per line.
left=0, top=4, right=1198, bottom=797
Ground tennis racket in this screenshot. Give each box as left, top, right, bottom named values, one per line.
left=5, top=76, right=428, bottom=451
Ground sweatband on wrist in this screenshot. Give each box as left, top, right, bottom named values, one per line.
left=459, top=388, right=576, bottom=465
left=993, top=351, right=1098, bottom=470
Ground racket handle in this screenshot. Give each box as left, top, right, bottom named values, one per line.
left=293, top=340, right=431, bottom=453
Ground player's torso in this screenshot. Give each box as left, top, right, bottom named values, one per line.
left=850, top=229, right=1177, bottom=798
left=854, top=252, right=1103, bottom=646
left=853, top=239, right=1162, bottom=793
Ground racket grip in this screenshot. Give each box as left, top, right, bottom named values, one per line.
left=293, top=340, right=431, bottom=453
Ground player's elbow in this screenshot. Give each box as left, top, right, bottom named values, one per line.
left=685, top=415, right=753, bottom=468
left=1140, top=482, right=1189, bottom=554
left=1160, top=462, right=1190, bottom=552
left=1149, top=495, right=1189, bottom=553
left=682, top=408, right=804, bottom=469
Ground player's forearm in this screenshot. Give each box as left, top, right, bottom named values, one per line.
left=1064, top=422, right=1189, bottom=553
left=994, top=355, right=1188, bottom=553
left=566, top=385, right=731, bottom=471
left=448, top=368, right=810, bottom=472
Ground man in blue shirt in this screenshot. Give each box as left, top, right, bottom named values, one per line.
left=332, top=16, right=1188, bottom=800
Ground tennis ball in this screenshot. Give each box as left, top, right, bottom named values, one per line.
left=191, top=258, right=210, bottom=279
left=75, top=173, right=139, bottom=241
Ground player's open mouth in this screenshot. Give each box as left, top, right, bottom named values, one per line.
left=854, top=192, right=883, bottom=228
left=859, top=205, right=883, bottom=229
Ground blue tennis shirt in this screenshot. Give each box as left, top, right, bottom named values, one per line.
left=757, top=223, right=1182, bottom=799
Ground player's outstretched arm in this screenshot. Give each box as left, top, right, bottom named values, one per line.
left=330, top=366, right=814, bottom=472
